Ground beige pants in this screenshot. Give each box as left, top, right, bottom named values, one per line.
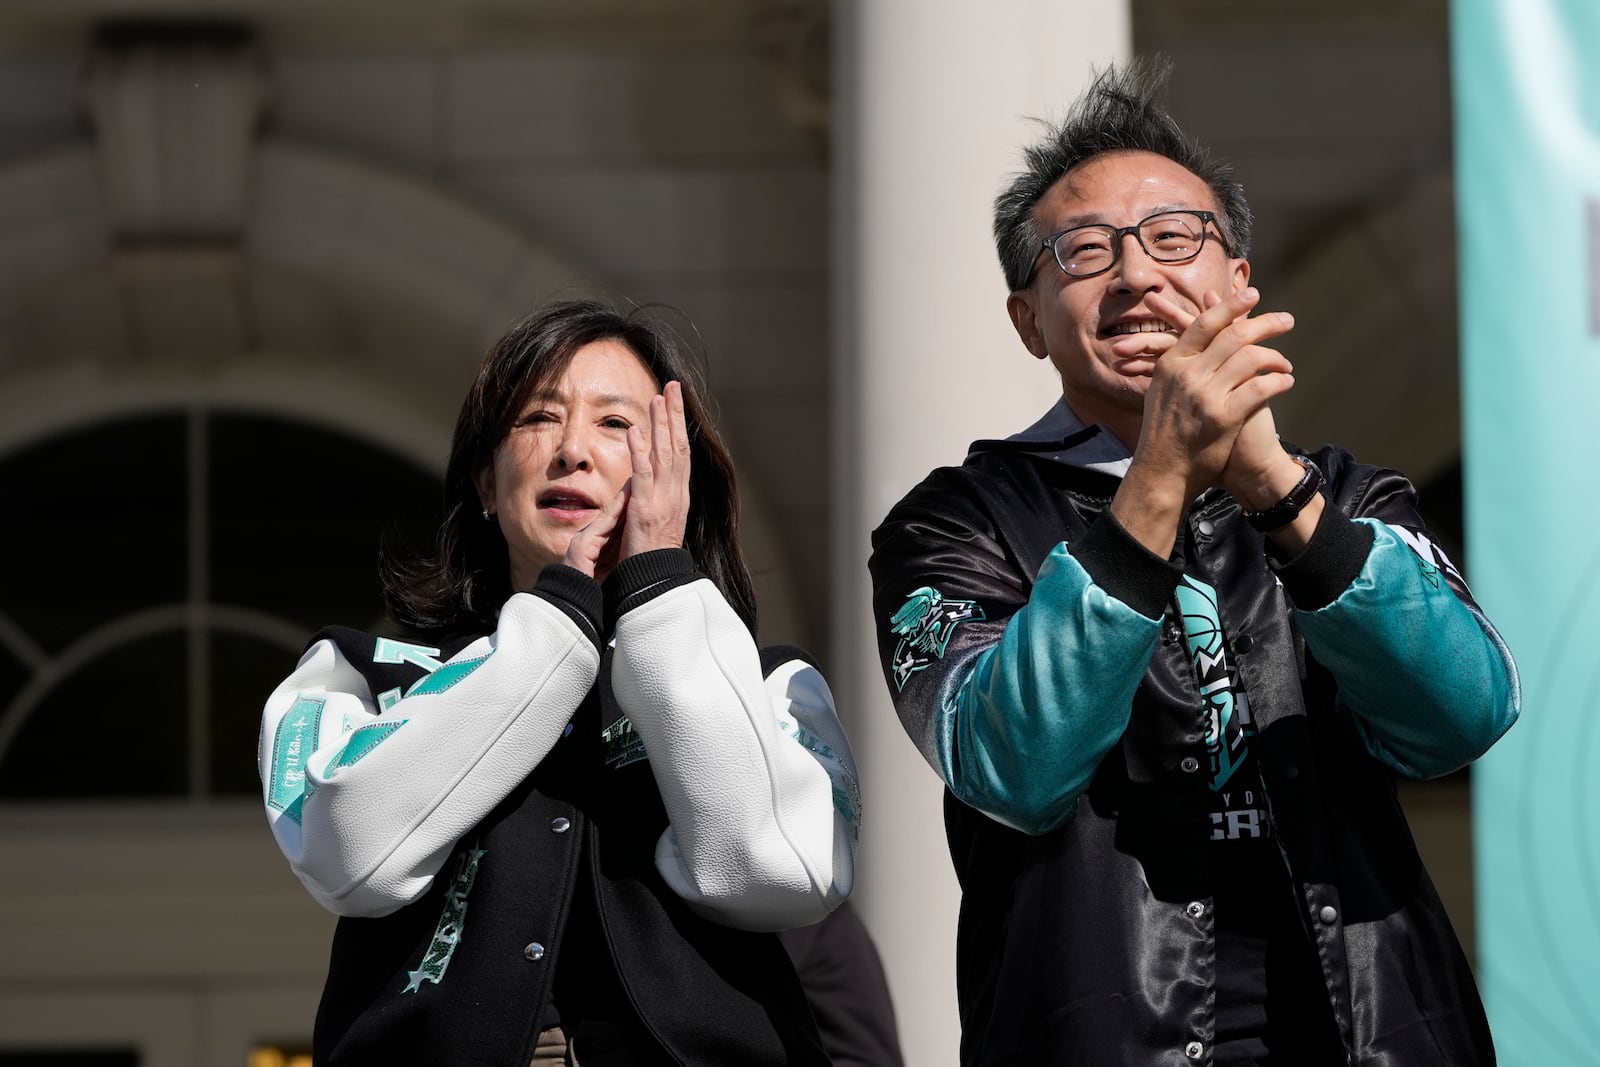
left=530, top=1026, right=576, bottom=1066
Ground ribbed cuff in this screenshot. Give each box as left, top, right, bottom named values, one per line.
left=1069, top=510, right=1184, bottom=620
left=530, top=564, right=603, bottom=650
left=1269, top=502, right=1375, bottom=611
left=604, top=547, right=700, bottom=621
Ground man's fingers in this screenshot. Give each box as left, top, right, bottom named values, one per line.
left=1176, top=285, right=1261, bottom=349
left=1225, top=308, right=1296, bottom=351
left=1227, top=370, right=1296, bottom=420
left=1144, top=289, right=1201, bottom=334
left=1145, top=288, right=1294, bottom=368
left=1145, top=290, right=1295, bottom=381
left=1216, top=319, right=1295, bottom=399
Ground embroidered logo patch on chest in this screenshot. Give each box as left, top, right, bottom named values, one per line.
left=888, top=586, right=985, bottom=690
left=602, top=716, right=649, bottom=770
left=1174, top=576, right=1254, bottom=794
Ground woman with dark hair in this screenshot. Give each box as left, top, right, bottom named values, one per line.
left=259, top=299, right=859, bottom=1066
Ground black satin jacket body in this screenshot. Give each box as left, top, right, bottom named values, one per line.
left=869, top=435, right=1497, bottom=1067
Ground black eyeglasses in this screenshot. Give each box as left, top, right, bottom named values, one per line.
left=1029, top=209, right=1232, bottom=282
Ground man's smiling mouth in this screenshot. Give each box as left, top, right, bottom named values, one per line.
left=1103, top=319, right=1176, bottom=338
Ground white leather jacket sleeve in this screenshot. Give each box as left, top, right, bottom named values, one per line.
left=258, top=591, right=600, bottom=918
left=612, top=578, right=860, bottom=932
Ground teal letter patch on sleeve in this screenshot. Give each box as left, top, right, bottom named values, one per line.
left=372, top=637, right=444, bottom=672
left=327, top=720, right=408, bottom=776
left=406, top=654, right=490, bottom=697
left=269, top=694, right=325, bottom=821
left=403, top=843, right=486, bottom=993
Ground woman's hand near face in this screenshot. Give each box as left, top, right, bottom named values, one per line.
left=619, top=380, right=691, bottom=561
left=562, top=485, right=629, bottom=582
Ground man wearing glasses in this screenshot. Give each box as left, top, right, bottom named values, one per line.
left=868, top=61, right=1519, bottom=1066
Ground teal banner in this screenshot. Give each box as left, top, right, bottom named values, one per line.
left=1454, top=0, right=1600, bottom=1062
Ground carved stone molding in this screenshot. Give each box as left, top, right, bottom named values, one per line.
left=82, top=21, right=266, bottom=243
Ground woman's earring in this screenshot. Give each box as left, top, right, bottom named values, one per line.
left=482, top=508, right=493, bottom=521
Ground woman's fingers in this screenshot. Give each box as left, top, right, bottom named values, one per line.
left=617, top=382, right=691, bottom=560
left=635, top=382, right=689, bottom=480
left=591, top=481, right=630, bottom=534
left=629, top=416, right=652, bottom=482
left=648, top=382, right=691, bottom=477
left=650, top=382, right=691, bottom=488
left=666, top=380, right=690, bottom=459
left=650, top=392, right=670, bottom=471
left=563, top=482, right=631, bottom=577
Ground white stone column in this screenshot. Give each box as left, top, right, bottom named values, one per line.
left=830, top=4, right=1129, bottom=1065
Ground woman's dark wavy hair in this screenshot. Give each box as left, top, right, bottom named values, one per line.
left=993, top=57, right=1253, bottom=293
left=383, top=299, right=757, bottom=637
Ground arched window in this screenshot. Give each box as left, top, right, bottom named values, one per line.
left=0, top=410, right=442, bottom=799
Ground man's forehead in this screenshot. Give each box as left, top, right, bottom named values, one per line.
left=1035, top=150, right=1218, bottom=225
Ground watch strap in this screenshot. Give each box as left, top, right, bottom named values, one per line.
left=1242, top=455, right=1325, bottom=532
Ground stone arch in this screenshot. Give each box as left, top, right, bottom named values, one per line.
left=0, top=137, right=804, bottom=647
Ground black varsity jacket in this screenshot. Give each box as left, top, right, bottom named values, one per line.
left=260, top=550, right=860, bottom=1066
left=868, top=414, right=1518, bottom=1066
